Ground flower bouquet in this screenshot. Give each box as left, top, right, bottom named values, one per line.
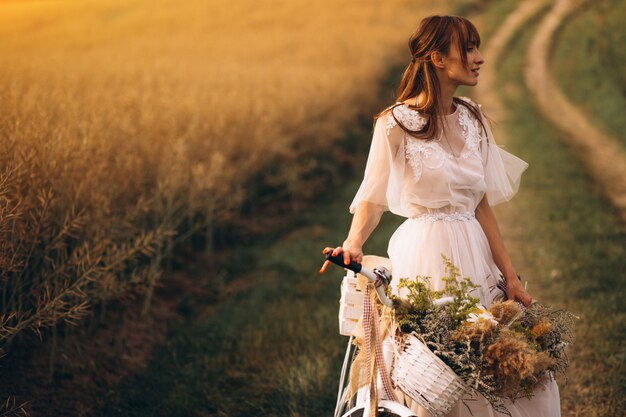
left=390, top=256, right=576, bottom=417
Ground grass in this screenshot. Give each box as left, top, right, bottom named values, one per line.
left=479, top=1, right=626, bottom=415
left=99, top=3, right=625, bottom=416
left=2, top=0, right=464, bottom=413
left=0, top=0, right=446, bottom=373
left=552, top=0, right=626, bottom=146
left=6, top=0, right=623, bottom=415
left=469, top=0, right=520, bottom=43
left=96, top=176, right=403, bottom=417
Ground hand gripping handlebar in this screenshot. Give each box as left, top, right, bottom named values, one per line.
left=324, top=253, right=394, bottom=307
left=324, top=253, right=456, bottom=308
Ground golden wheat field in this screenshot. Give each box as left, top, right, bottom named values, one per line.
left=0, top=0, right=444, bottom=364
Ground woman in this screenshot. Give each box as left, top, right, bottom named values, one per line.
left=320, top=16, right=561, bottom=417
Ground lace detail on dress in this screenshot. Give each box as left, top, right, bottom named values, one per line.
left=457, top=105, right=482, bottom=159
left=391, top=104, right=427, bottom=132
left=385, top=112, right=397, bottom=136
left=397, top=99, right=484, bottom=181
left=405, top=139, right=449, bottom=180
left=411, top=211, right=476, bottom=222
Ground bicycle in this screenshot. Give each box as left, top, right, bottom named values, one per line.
left=323, top=252, right=417, bottom=417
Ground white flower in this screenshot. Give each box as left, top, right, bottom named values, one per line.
left=433, top=296, right=454, bottom=306
left=466, top=306, right=498, bottom=325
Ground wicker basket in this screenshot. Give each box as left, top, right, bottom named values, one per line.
left=392, top=333, right=468, bottom=417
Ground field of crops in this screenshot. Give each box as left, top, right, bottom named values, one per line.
left=0, top=0, right=442, bottom=353
left=1, top=0, right=624, bottom=415
left=0, top=0, right=447, bottom=414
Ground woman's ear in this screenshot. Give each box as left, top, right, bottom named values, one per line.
left=431, top=51, right=446, bottom=69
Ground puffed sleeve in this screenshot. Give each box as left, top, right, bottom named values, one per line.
left=349, top=112, right=402, bottom=214
left=480, top=106, right=529, bottom=205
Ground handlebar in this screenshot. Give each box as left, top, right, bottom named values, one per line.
left=324, top=252, right=458, bottom=309
left=324, top=253, right=394, bottom=307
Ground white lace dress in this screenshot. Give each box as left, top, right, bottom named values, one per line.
left=349, top=97, right=561, bottom=417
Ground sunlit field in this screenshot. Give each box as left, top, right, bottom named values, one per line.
left=2, top=0, right=624, bottom=416
left=0, top=0, right=443, bottom=353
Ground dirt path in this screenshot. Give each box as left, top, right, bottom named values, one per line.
left=472, top=0, right=550, bottom=277
left=475, top=0, right=549, bottom=122
left=525, top=0, right=626, bottom=222
left=473, top=3, right=625, bottom=415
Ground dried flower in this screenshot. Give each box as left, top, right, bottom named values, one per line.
left=390, top=256, right=575, bottom=412
left=484, top=329, right=556, bottom=398
left=489, top=300, right=522, bottom=326
left=455, top=317, right=498, bottom=344
left=530, top=318, right=553, bottom=340
left=485, top=330, right=533, bottom=376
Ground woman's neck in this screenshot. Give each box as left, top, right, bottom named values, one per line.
left=437, top=82, right=457, bottom=115
left=416, top=84, right=457, bottom=116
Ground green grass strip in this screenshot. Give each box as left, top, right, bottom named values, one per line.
left=552, top=0, right=626, bottom=146
left=484, top=1, right=625, bottom=414
left=97, top=179, right=404, bottom=417
left=98, top=3, right=625, bottom=415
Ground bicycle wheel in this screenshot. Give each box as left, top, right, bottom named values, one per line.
left=341, top=400, right=417, bottom=417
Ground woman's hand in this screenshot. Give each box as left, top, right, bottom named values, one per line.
left=505, top=277, right=532, bottom=307
left=319, top=201, right=383, bottom=274
left=319, top=241, right=364, bottom=273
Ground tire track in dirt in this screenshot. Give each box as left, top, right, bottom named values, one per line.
left=474, top=0, right=550, bottom=122
left=525, top=0, right=626, bottom=223
left=476, top=4, right=624, bottom=415
left=472, top=0, right=550, bottom=278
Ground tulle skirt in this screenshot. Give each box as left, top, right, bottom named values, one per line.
left=385, top=215, right=561, bottom=417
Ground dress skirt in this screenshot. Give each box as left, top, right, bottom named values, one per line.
left=384, top=214, right=562, bottom=417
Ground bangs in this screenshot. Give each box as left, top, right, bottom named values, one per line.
left=465, top=18, right=481, bottom=47
left=450, top=16, right=481, bottom=64
left=453, top=16, right=481, bottom=48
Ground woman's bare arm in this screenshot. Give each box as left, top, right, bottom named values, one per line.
left=319, top=201, right=385, bottom=272
left=475, top=195, right=532, bottom=306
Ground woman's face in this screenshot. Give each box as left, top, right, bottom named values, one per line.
left=441, top=37, right=484, bottom=87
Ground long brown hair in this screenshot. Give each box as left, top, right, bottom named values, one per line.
left=375, top=16, right=486, bottom=140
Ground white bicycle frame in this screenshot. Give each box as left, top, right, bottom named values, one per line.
left=326, top=253, right=416, bottom=417
left=327, top=253, right=456, bottom=417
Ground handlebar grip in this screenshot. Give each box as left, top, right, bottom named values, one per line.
left=324, top=251, right=394, bottom=307
left=325, top=253, right=363, bottom=274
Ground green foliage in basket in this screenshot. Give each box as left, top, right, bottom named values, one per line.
left=390, top=256, right=577, bottom=415
left=392, top=255, right=480, bottom=334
